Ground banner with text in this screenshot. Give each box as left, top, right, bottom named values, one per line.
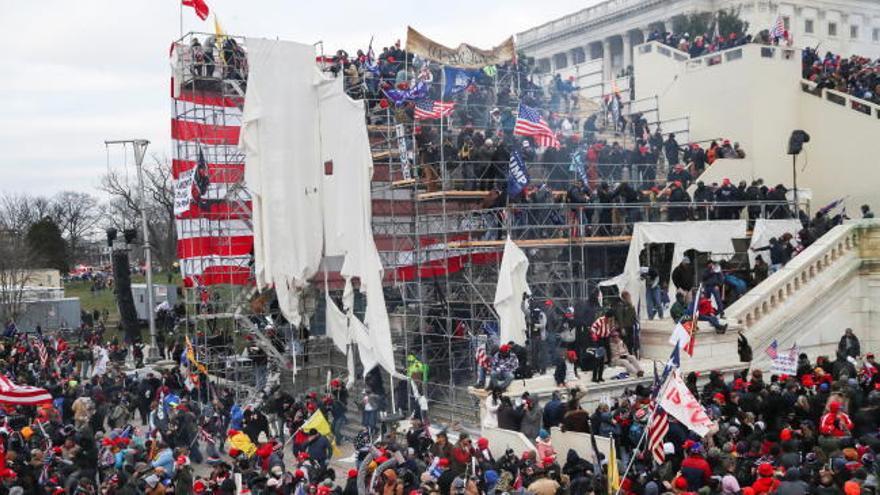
left=173, top=167, right=196, bottom=215
left=406, top=26, right=516, bottom=69
left=657, top=369, right=717, bottom=437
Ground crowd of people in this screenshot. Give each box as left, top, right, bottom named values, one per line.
left=472, top=327, right=880, bottom=495
left=646, top=28, right=753, bottom=59
left=802, top=48, right=880, bottom=106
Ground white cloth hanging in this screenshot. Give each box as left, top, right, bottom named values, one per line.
left=493, top=237, right=531, bottom=345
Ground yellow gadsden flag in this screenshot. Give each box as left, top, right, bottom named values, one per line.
left=607, top=438, right=620, bottom=494
left=301, top=409, right=340, bottom=456
left=185, top=336, right=208, bottom=375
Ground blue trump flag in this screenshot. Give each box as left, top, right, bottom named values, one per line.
left=383, top=79, right=429, bottom=106
left=443, top=67, right=481, bottom=97
left=507, top=150, right=530, bottom=196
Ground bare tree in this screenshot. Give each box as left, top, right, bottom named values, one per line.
left=51, top=191, right=101, bottom=262
left=99, top=155, right=177, bottom=271
left=0, top=234, right=35, bottom=323
left=0, top=193, right=51, bottom=234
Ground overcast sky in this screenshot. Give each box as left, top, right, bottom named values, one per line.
left=0, top=0, right=599, bottom=197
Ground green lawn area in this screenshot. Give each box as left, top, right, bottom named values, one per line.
left=64, top=272, right=182, bottom=324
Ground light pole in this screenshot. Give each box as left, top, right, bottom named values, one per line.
left=105, top=139, right=159, bottom=361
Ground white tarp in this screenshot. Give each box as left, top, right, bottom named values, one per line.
left=242, top=38, right=400, bottom=378
left=493, top=237, right=531, bottom=345
left=748, top=218, right=802, bottom=266
left=601, top=220, right=747, bottom=314
left=317, top=76, right=399, bottom=379
left=324, top=293, right=358, bottom=385
left=241, top=38, right=323, bottom=326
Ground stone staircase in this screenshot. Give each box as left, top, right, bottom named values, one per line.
left=639, top=219, right=880, bottom=373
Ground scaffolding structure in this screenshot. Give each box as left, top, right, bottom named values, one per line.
left=168, top=32, right=802, bottom=426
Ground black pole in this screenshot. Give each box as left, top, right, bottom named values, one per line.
left=792, top=154, right=798, bottom=219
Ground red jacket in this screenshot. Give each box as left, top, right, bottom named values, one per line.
left=820, top=411, right=853, bottom=437
left=752, top=475, right=780, bottom=494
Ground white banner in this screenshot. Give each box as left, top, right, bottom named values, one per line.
left=657, top=369, right=716, bottom=437
left=173, top=167, right=196, bottom=215
left=771, top=346, right=799, bottom=375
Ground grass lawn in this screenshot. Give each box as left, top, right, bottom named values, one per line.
left=64, top=272, right=182, bottom=324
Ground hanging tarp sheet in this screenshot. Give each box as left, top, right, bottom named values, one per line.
left=406, top=26, right=516, bottom=69
left=748, top=218, right=802, bottom=266
left=493, top=238, right=531, bottom=345
left=600, top=220, right=747, bottom=314
left=241, top=38, right=323, bottom=326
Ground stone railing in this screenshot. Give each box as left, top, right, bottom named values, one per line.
left=480, top=426, right=536, bottom=457
left=726, top=221, right=865, bottom=330
left=801, top=80, right=880, bottom=121
left=517, top=0, right=665, bottom=46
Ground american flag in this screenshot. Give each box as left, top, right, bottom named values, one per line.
left=648, top=344, right=680, bottom=464
left=590, top=315, right=616, bottom=339
left=514, top=103, right=560, bottom=149
left=766, top=339, right=779, bottom=360
left=770, top=16, right=786, bottom=40
left=32, top=337, right=47, bottom=368
left=475, top=344, right=491, bottom=369
left=414, top=100, right=455, bottom=120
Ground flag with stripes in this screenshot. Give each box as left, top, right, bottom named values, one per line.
left=0, top=374, right=52, bottom=406
left=766, top=339, right=778, bottom=360
left=590, top=315, right=616, bottom=339
left=32, top=337, right=47, bottom=368
left=648, top=344, right=680, bottom=464
left=414, top=100, right=456, bottom=120
left=513, top=103, right=560, bottom=149
left=170, top=51, right=253, bottom=288
left=770, top=15, right=786, bottom=40
left=475, top=343, right=491, bottom=369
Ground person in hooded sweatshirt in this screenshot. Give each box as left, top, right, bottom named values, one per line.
left=776, top=467, right=809, bottom=495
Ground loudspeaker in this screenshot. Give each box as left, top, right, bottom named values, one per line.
left=106, top=228, right=117, bottom=247
left=787, top=130, right=811, bottom=155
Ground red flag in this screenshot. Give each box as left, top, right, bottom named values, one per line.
left=182, top=0, right=210, bottom=20
left=683, top=320, right=697, bottom=357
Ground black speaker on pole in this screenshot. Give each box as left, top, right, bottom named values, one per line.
left=113, top=249, right=140, bottom=344
left=787, top=130, right=811, bottom=155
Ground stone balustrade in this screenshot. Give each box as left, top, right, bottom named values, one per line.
left=726, top=221, right=866, bottom=330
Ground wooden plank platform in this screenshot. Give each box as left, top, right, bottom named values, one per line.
left=417, top=190, right=491, bottom=201
left=447, top=235, right=631, bottom=249
left=371, top=149, right=399, bottom=161
left=391, top=179, right=418, bottom=189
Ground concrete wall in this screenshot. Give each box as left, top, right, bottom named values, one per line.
left=635, top=42, right=879, bottom=211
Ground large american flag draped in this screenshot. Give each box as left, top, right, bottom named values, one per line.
left=0, top=374, right=52, bottom=406
left=171, top=41, right=254, bottom=288
left=648, top=344, right=680, bottom=464
left=414, top=100, right=456, bottom=120
left=514, top=103, right=560, bottom=149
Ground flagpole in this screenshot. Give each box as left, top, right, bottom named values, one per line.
left=179, top=1, right=183, bottom=39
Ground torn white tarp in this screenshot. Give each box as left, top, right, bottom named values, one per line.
left=748, top=218, right=802, bottom=266
left=324, top=293, right=357, bottom=385
left=241, top=38, right=323, bottom=326
left=493, top=237, right=531, bottom=345
left=600, top=220, right=747, bottom=314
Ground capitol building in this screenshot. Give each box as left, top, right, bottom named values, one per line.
left=517, top=0, right=880, bottom=79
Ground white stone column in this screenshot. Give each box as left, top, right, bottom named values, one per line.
left=602, top=38, right=612, bottom=81
left=622, top=34, right=633, bottom=70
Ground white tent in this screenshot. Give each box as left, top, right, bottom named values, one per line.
left=493, top=238, right=531, bottom=345
left=600, top=220, right=747, bottom=314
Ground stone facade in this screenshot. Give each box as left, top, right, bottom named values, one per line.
left=518, top=0, right=880, bottom=81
